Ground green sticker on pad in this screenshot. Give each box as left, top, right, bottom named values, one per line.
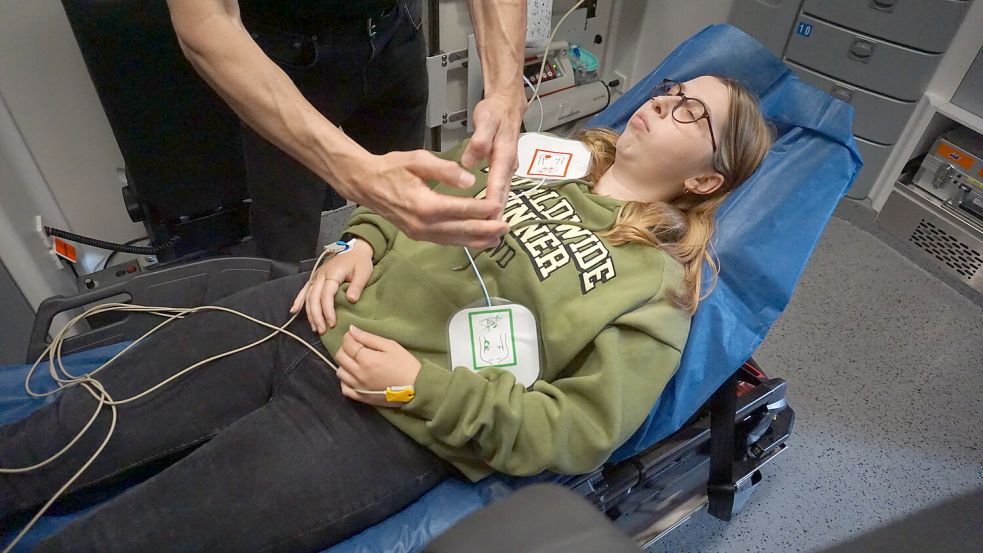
left=467, top=308, right=517, bottom=370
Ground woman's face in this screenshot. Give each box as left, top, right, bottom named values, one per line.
left=615, top=76, right=730, bottom=195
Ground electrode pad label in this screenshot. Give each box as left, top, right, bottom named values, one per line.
left=469, top=308, right=517, bottom=369
left=528, top=149, right=573, bottom=178
left=448, top=301, right=541, bottom=387
left=515, top=133, right=591, bottom=181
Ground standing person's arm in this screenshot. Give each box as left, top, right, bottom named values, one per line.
left=165, top=0, right=509, bottom=249
left=461, top=0, right=528, bottom=218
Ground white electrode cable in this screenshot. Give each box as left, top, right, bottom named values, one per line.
left=0, top=242, right=383, bottom=553
left=463, top=247, right=493, bottom=307
left=523, top=74, right=545, bottom=133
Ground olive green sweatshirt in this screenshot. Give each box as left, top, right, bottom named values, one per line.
left=320, top=141, right=691, bottom=482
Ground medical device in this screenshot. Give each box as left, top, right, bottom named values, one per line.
left=879, top=129, right=983, bottom=293
left=523, top=41, right=577, bottom=98
left=426, top=0, right=591, bottom=135
left=523, top=80, right=610, bottom=132
left=913, top=127, right=983, bottom=221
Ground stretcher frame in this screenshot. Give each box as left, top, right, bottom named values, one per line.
left=26, top=255, right=795, bottom=548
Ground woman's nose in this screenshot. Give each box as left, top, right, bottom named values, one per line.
left=650, top=96, right=671, bottom=118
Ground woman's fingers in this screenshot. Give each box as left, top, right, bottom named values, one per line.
left=348, top=325, right=392, bottom=351
left=321, top=277, right=341, bottom=329
left=306, top=276, right=326, bottom=333
left=347, top=261, right=371, bottom=303
left=340, top=330, right=365, bottom=360
left=335, top=366, right=360, bottom=389
left=289, top=282, right=309, bottom=314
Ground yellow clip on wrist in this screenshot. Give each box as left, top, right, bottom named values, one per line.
left=385, top=385, right=415, bottom=403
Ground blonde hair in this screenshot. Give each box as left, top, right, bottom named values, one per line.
left=577, top=77, right=773, bottom=314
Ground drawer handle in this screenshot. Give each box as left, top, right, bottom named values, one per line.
left=830, top=86, right=853, bottom=103
left=870, top=0, right=897, bottom=13
left=848, top=40, right=875, bottom=63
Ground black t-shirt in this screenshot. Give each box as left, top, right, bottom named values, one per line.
left=239, top=0, right=397, bottom=30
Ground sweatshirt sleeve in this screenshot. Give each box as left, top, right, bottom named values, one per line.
left=342, top=140, right=474, bottom=263
left=401, top=298, right=686, bottom=476
left=343, top=207, right=399, bottom=264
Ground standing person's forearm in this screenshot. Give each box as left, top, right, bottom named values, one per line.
left=167, top=0, right=368, bottom=200
left=468, top=0, right=526, bottom=99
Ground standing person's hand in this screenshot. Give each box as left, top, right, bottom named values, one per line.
left=461, top=90, right=526, bottom=219
left=339, top=150, right=509, bottom=250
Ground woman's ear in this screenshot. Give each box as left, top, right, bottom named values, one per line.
left=683, top=172, right=724, bottom=195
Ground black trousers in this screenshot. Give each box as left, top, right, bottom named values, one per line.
left=243, top=0, right=428, bottom=263
left=0, top=273, right=455, bottom=552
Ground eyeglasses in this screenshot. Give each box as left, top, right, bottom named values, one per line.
left=651, top=79, right=717, bottom=153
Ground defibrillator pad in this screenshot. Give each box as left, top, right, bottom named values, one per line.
left=447, top=299, right=541, bottom=388
left=515, top=133, right=592, bottom=181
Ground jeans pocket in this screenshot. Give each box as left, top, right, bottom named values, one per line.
left=249, top=25, right=319, bottom=70
left=400, top=0, right=423, bottom=31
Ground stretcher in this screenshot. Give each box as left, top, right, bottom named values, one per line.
left=1, top=24, right=861, bottom=552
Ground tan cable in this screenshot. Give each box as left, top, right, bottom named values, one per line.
left=0, top=244, right=383, bottom=553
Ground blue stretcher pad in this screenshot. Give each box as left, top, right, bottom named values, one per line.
left=1, top=24, right=860, bottom=553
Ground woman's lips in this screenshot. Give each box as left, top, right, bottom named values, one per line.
left=630, top=113, right=649, bottom=131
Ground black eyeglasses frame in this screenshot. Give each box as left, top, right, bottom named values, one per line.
left=652, top=79, right=718, bottom=154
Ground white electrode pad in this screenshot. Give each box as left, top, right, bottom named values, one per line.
left=515, top=133, right=592, bottom=181
left=447, top=299, right=541, bottom=388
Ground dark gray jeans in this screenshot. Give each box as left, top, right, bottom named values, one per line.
left=0, top=273, right=454, bottom=552
left=243, top=0, right=429, bottom=263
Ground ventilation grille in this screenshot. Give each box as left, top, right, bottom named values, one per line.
left=909, top=219, right=983, bottom=280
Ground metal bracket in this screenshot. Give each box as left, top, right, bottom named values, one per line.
left=425, top=47, right=469, bottom=128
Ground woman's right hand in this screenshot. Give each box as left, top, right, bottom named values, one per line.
left=290, top=239, right=375, bottom=334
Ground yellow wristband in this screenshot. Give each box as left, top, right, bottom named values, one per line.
left=385, top=386, right=415, bottom=403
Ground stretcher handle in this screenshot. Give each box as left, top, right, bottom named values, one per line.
left=27, top=281, right=135, bottom=364
left=26, top=256, right=304, bottom=363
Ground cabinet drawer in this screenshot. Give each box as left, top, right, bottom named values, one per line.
left=789, top=61, right=916, bottom=145
left=786, top=15, right=942, bottom=101
left=849, top=136, right=894, bottom=199
left=953, top=48, right=983, bottom=118
left=728, top=0, right=804, bottom=57
left=802, top=0, right=970, bottom=53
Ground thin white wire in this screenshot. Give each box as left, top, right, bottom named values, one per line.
left=527, top=0, right=586, bottom=108
left=463, top=247, right=493, bottom=307
left=523, top=74, right=545, bottom=133
left=517, top=75, right=550, bottom=200
left=0, top=244, right=382, bottom=553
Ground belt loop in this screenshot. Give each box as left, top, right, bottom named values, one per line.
left=367, top=17, right=377, bottom=38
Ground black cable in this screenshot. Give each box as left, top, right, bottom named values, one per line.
left=43, top=226, right=179, bottom=255
left=101, top=237, right=149, bottom=271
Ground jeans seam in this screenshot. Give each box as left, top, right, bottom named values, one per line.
left=270, top=333, right=327, bottom=398
left=252, top=464, right=448, bottom=553
left=66, top=430, right=220, bottom=497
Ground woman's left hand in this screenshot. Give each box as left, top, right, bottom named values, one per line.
left=335, top=325, right=421, bottom=407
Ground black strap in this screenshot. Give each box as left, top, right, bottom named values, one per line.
left=707, top=370, right=739, bottom=520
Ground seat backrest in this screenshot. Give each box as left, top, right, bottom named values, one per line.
left=587, top=24, right=863, bottom=460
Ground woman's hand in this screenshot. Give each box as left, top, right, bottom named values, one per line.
left=335, top=325, right=421, bottom=407
left=290, top=239, right=375, bottom=334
